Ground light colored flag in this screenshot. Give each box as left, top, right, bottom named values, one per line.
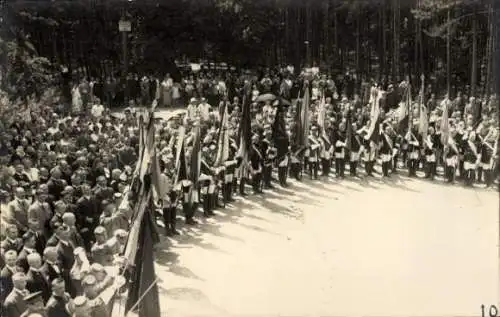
left=215, top=102, right=230, bottom=166
left=419, top=104, right=429, bottom=140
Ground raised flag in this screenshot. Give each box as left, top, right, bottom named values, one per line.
left=440, top=99, right=450, bottom=146
left=215, top=102, right=230, bottom=166
left=345, top=109, right=353, bottom=152
left=365, top=87, right=381, bottom=143
left=419, top=103, right=429, bottom=140
left=296, top=82, right=311, bottom=149
left=174, top=127, right=188, bottom=187
left=272, top=102, right=289, bottom=160
left=317, top=92, right=331, bottom=147
left=396, top=83, right=411, bottom=135
left=236, top=83, right=252, bottom=178
left=124, top=188, right=160, bottom=317
left=190, top=123, right=201, bottom=189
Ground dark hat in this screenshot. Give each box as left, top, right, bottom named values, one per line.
left=24, top=291, right=43, bottom=304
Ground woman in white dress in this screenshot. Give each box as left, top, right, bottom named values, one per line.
left=172, top=82, right=181, bottom=107
left=71, top=84, right=83, bottom=114
left=161, top=74, right=173, bottom=108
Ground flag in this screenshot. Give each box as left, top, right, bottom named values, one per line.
left=190, top=123, right=201, bottom=188
left=139, top=115, right=155, bottom=182
left=365, top=87, right=381, bottom=143
left=317, top=92, right=331, bottom=147
left=440, top=99, right=450, bottom=146
left=272, top=103, right=289, bottom=159
left=125, top=204, right=160, bottom=317
left=295, top=83, right=311, bottom=149
left=396, top=84, right=411, bottom=135
left=236, top=86, right=252, bottom=178
left=345, top=110, right=353, bottom=152
left=215, top=102, right=230, bottom=166
left=133, top=116, right=146, bottom=178
left=419, top=103, right=429, bottom=140
left=472, top=99, right=483, bottom=128
left=174, top=127, right=187, bottom=186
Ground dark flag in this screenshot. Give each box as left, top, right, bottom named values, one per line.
left=272, top=103, right=289, bottom=160
left=215, top=102, right=230, bottom=166
left=236, top=83, right=252, bottom=178
left=345, top=110, right=353, bottom=152
left=190, top=123, right=201, bottom=188
left=125, top=204, right=161, bottom=317
left=174, top=127, right=188, bottom=186
left=123, top=115, right=160, bottom=317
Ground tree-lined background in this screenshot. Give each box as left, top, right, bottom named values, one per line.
left=1, top=0, right=498, bottom=98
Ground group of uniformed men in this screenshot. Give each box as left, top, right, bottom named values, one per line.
left=152, top=86, right=498, bottom=235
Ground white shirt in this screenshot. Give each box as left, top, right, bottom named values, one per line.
left=198, top=103, right=211, bottom=121
left=187, top=103, right=198, bottom=119
left=91, top=104, right=105, bottom=118
left=24, top=168, right=39, bottom=183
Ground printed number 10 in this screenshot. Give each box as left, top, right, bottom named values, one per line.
left=481, top=305, right=498, bottom=317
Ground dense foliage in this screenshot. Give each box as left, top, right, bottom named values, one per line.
left=1, top=0, right=497, bottom=96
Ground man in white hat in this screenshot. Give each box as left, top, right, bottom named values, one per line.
left=187, top=98, right=198, bottom=120
left=198, top=97, right=211, bottom=122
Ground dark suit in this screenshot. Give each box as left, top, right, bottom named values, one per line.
left=75, top=196, right=99, bottom=251
left=45, top=293, right=71, bottom=317
left=47, top=178, right=66, bottom=202
left=26, top=230, right=46, bottom=256
left=0, top=238, right=23, bottom=254
left=46, top=235, right=60, bottom=248
left=16, top=248, right=36, bottom=273
left=4, top=289, right=27, bottom=317
left=56, top=241, right=75, bottom=273
left=0, top=266, right=16, bottom=304
left=26, top=268, right=51, bottom=303
left=41, top=262, right=63, bottom=283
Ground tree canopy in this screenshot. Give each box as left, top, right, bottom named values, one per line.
left=1, top=0, right=497, bottom=96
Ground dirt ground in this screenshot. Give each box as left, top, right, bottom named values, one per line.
left=152, top=171, right=499, bottom=317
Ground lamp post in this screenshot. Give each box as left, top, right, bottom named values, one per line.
left=119, top=16, right=131, bottom=106
left=304, top=40, right=310, bottom=68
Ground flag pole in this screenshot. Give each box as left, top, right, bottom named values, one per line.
left=125, top=276, right=161, bottom=317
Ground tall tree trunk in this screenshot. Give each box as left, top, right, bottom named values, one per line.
left=446, top=7, right=451, bottom=97
left=285, top=6, right=290, bottom=65
left=419, top=10, right=424, bottom=81
left=306, top=1, right=312, bottom=67
left=483, top=1, right=494, bottom=98
left=414, top=0, right=420, bottom=83
left=323, top=0, right=330, bottom=64
left=392, top=0, right=400, bottom=82
left=356, top=12, right=360, bottom=77
left=333, top=1, right=338, bottom=62
left=470, top=5, right=478, bottom=97
left=379, top=0, right=385, bottom=82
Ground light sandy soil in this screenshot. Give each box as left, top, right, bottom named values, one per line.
left=153, top=173, right=499, bottom=317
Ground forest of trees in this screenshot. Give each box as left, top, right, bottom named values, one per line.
left=1, top=0, right=498, bottom=100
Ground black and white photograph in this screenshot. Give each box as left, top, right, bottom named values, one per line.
left=0, top=0, right=499, bottom=316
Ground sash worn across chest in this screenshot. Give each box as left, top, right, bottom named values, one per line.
left=253, top=145, right=263, bottom=159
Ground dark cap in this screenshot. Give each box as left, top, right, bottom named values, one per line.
left=24, top=291, right=43, bottom=304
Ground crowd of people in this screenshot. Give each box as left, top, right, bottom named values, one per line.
left=0, top=66, right=498, bottom=317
